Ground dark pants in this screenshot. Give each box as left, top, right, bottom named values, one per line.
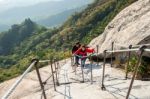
left=81, top=58, right=87, bottom=67
left=75, top=56, right=79, bottom=64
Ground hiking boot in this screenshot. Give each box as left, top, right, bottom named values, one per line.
left=82, top=65, right=85, bottom=68
left=77, top=62, right=80, bottom=65
left=74, top=62, right=80, bottom=66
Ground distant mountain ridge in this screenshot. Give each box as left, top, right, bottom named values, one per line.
left=0, top=0, right=93, bottom=25
left=37, top=6, right=87, bottom=27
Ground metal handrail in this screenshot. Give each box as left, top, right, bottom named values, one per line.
left=39, top=59, right=60, bottom=90
left=106, top=48, right=150, bottom=53
left=2, top=46, right=149, bottom=99
left=145, top=49, right=150, bottom=52
left=2, top=61, right=37, bottom=99
left=126, top=48, right=144, bottom=99
left=39, top=60, right=51, bottom=63
left=1, top=59, right=60, bottom=99
left=106, top=48, right=139, bottom=53
left=114, top=42, right=150, bottom=48
left=101, top=44, right=150, bottom=99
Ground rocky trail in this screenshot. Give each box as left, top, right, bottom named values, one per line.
left=49, top=60, right=150, bottom=99
left=0, top=59, right=150, bottom=99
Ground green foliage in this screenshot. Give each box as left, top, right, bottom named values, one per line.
left=128, top=56, right=150, bottom=77
left=0, top=0, right=137, bottom=82
left=0, top=18, right=44, bottom=55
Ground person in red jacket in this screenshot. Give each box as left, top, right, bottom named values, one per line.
left=74, top=45, right=95, bottom=67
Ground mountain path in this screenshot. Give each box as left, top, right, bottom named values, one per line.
left=50, top=60, right=150, bottom=99
left=0, top=59, right=150, bottom=99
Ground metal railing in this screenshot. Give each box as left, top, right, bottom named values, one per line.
left=2, top=60, right=37, bottom=99
left=112, top=42, right=150, bottom=79
left=2, top=58, right=61, bottom=99
left=71, top=46, right=99, bottom=84
left=2, top=42, right=150, bottom=99
left=101, top=44, right=150, bottom=99
left=113, top=42, right=150, bottom=48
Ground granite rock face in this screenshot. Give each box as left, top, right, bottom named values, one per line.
left=89, top=0, right=150, bottom=54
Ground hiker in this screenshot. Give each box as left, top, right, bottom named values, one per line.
left=74, top=45, right=95, bottom=67
left=72, top=42, right=81, bottom=65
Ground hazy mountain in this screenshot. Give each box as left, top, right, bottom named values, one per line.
left=0, top=0, right=93, bottom=25
left=0, top=24, right=9, bottom=32
left=0, top=0, right=59, bottom=12
left=37, top=6, right=86, bottom=27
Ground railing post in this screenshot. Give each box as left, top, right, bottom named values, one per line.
left=125, top=45, right=132, bottom=79
left=126, top=46, right=146, bottom=99
left=81, top=60, right=84, bottom=83
left=71, top=57, right=73, bottom=67
left=90, top=56, right=93, bottom=84
left=54, top=59, right=59, bottom=86
left=73, top=55, right=77, bottom=75
left=34, top=59, right=47, bottom=99
left=49, top=60, right=56, bottom=91
left=101, top=50, right=107, bottom=90
left=96, top=45, right=99, bottom=66
left=71, top=56, right=74, bottom=70
left=2, top=60, right=37, bottom=99
left=111, top=42, right=114, bottom=67
left=57, top=60, right=60, bottom=70
left=72, top=56, right=75, bottom=66
left=75, top=63, right=77, bottom=75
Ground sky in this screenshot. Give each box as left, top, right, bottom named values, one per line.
left=0, top=0, right=63, bottom=12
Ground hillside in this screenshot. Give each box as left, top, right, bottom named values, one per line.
left=89, top=0, right=150, bottom=53
left=0, top=0, right=138, bottom=82
left=0, top=19, right=44, bottom=55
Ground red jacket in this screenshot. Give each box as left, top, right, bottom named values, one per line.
left=75, top=48, right=95, bottom=58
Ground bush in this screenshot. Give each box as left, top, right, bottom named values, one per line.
left=127, top=56, right=150, bottom=79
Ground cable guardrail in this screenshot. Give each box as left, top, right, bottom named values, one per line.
left=106, top=48, right=139, bottom=53
left=100, top=44, right=150, bottom=99
left=145, top=48, right=150, bottom=52
left=1, top=58, right=62, bottom=99
left=2, top=60, right=37, bottom=99
left=114, top=42, right=150, bottom=48
left=71, top=53, right=95, bottom=83
left=39, top=60, right=51, bottom=63
left=111, top=42, right=150, bottom=69
left=2, top=42, right=150, bottom=99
